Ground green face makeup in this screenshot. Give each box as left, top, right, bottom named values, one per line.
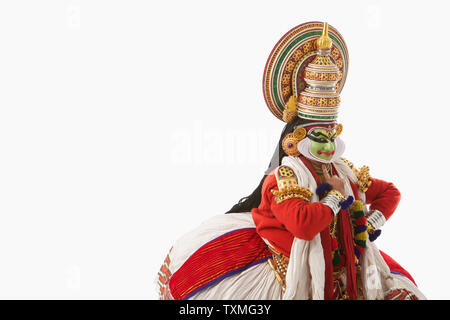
left=307, top=128, right=336, bottom=161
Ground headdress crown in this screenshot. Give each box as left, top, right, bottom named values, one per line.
left=263, top=21, right=349, bottom=123
left=297, top=22, right=342, bottom=121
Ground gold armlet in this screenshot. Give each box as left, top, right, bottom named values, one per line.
left=271, top=186, right=313, bottom=204
left=357, top=165, right=372, bottom=192
left=272, top=165, right=312, bottom=203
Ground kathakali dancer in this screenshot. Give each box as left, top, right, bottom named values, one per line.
left=156, top=22, right=426, bottom=300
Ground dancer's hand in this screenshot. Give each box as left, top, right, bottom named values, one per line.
left=322, top=164, right=346, bottom=196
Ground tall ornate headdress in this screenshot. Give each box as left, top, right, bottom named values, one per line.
left=263, top=22, right=349, bottom=123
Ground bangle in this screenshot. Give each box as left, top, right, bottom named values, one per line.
left=367, top=209, right=386, bottom=230
left=328, top=189, right=345, bottom=201
left=320, top=193, right=341, bottom=216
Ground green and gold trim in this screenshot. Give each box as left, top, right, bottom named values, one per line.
left=297, top=111, right=338, bottom=121
left=263, top=21, right=349, bottom=122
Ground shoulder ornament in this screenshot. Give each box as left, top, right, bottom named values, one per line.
left=271, top=165, right=312, bottom=204
left=341, top=158, right=372, bottom=192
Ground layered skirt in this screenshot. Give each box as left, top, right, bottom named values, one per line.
left=156, top=213, right=425, bottom=300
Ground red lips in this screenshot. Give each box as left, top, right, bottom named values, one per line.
left=317, top=150, right=335, bottom=156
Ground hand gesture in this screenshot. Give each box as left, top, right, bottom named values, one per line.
left=322, top=164, right=346, bottom=196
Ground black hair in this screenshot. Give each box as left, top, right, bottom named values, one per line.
left=225, top=116, right=310, bottom=213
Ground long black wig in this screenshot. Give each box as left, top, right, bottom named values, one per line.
left=226, top=116, right=310, bottom=213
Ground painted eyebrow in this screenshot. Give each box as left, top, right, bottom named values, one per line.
left=310, top=131, right=329, bottom=139
left=307, top=134, right=330, bottom=143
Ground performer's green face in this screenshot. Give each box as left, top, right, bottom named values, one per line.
left=307, top=128, right=336, bottom=161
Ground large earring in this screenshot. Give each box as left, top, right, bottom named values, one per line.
left=293, top=127, right=307, bottom=140
left=282, top=133, right=301, bottom=156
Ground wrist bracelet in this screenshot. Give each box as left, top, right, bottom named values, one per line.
left=328, top=189, right=345, bottom=201
left=367, top=209, right=386, bottom=230
left=320, top=193, right=341, bottom=216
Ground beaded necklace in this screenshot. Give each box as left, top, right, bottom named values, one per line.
left=329, top=200, right=367, bottom=266
left=311, top=161, right=368, bottom=269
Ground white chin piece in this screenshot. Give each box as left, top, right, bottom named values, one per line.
left=297, top=137, right=346, bottom=164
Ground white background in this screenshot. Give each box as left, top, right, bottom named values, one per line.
left=0, top=0, right=448, bottom=299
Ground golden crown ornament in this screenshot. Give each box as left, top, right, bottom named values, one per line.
left=263, top=22, right=349, bottom=123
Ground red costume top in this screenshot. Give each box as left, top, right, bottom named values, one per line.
left=162, top=156, right=416, bottom=300
left=157, top=21, right=424, bottom=301
left=251, top=157, right=401, bottom=257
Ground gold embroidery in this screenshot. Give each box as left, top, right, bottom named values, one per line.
left=356, top=165, right=372, bottom=192
left=271, top=186, right=313, bottom=203
left=266, top=245, right=289, bottom=292
left=341, top=158, right=372, bottom=192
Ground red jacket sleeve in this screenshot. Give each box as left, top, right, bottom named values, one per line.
left=364, top=177, right=401, bottom=221
left=269, top=182, right=334, bottom=241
